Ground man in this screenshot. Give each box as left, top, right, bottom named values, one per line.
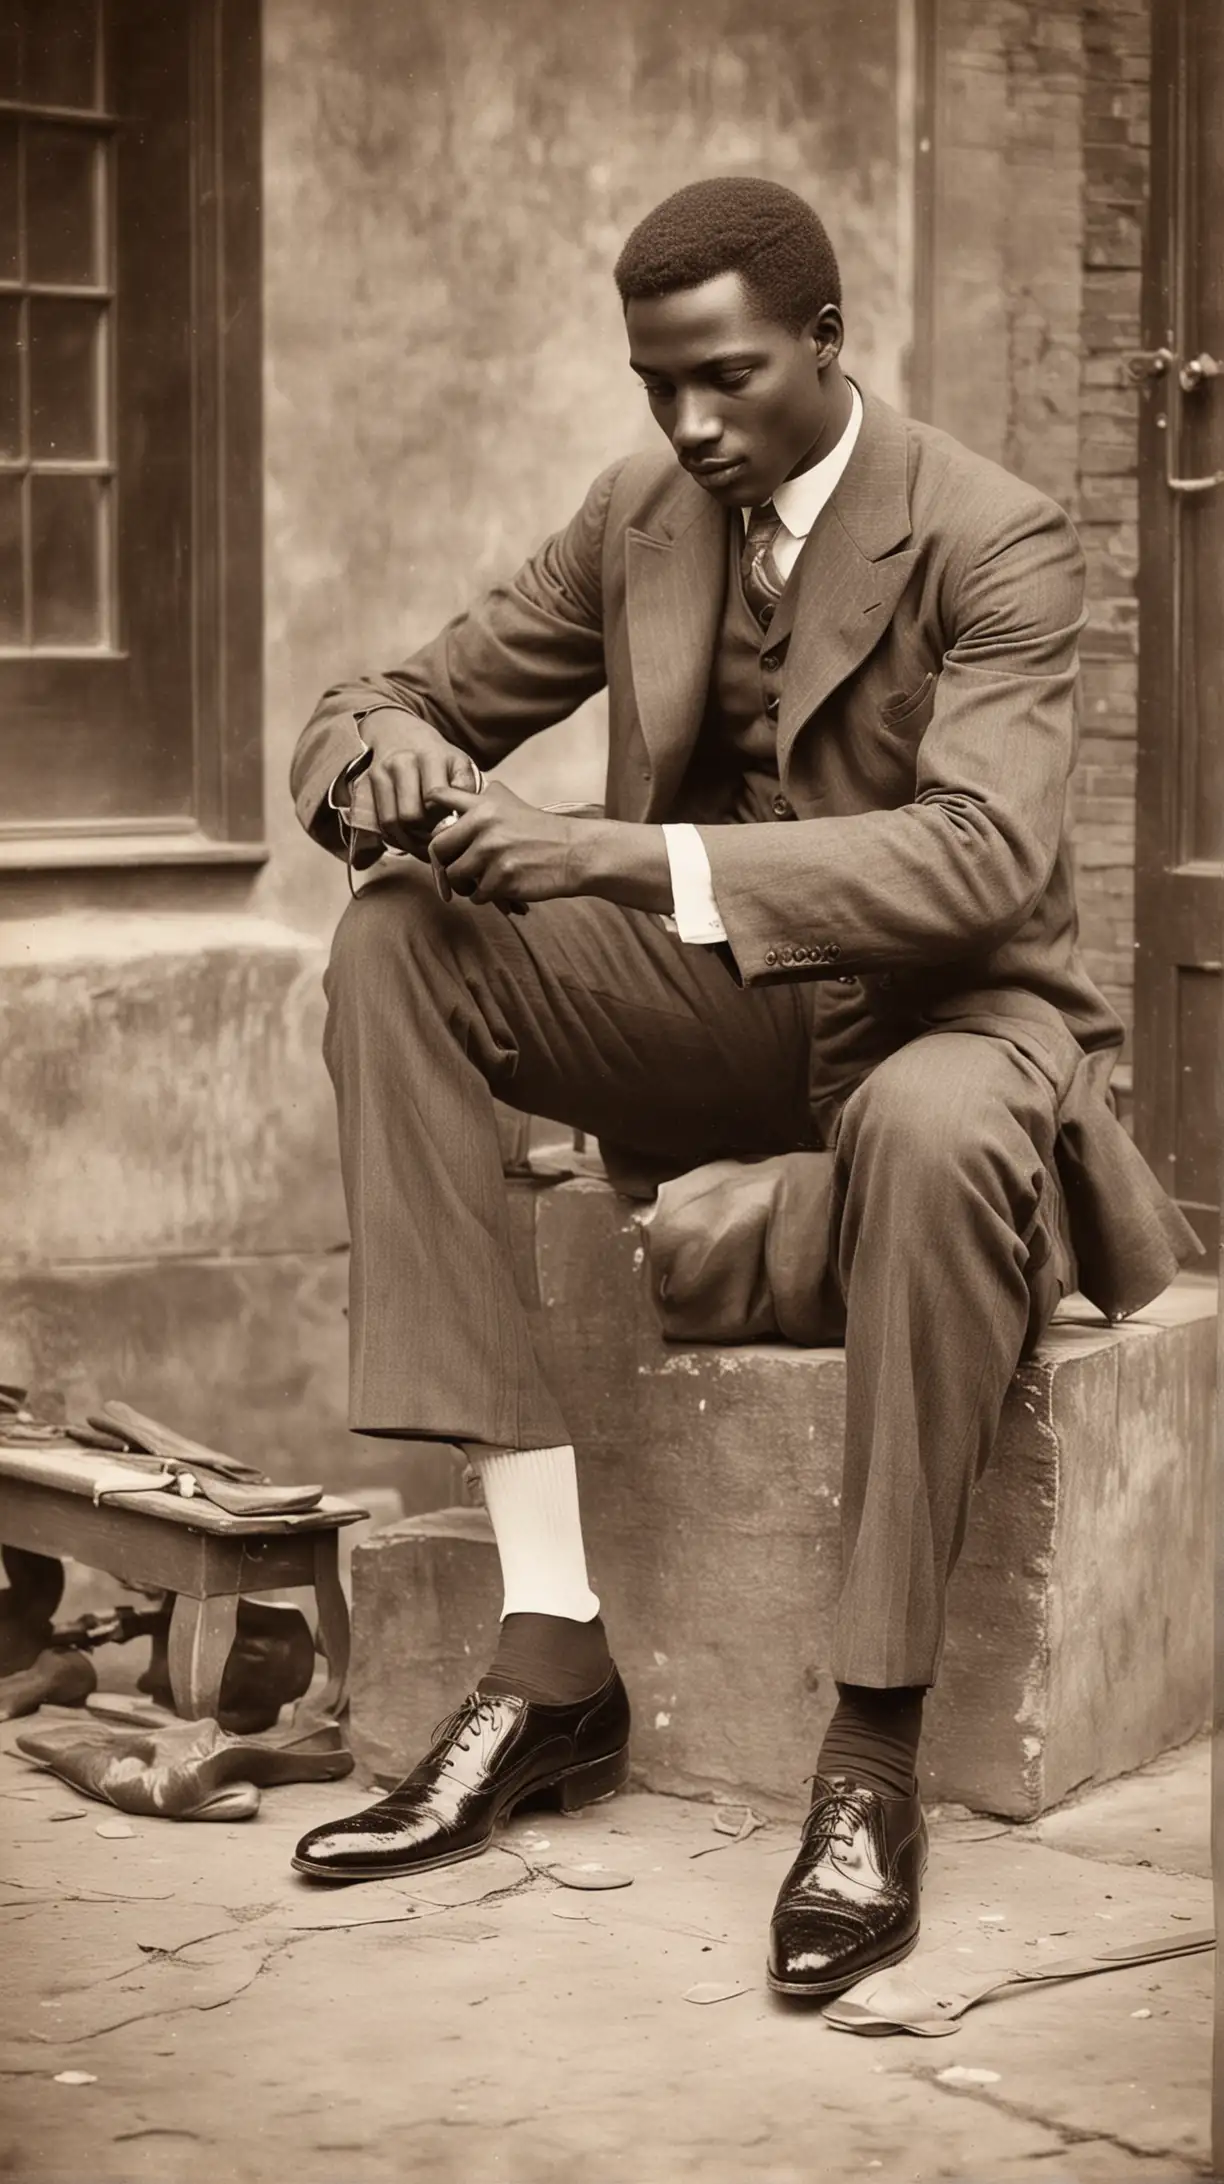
left=289, top=178, right=1194, bottom=1996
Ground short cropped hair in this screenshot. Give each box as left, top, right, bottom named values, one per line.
left=614, top=177, right=841, bottom=335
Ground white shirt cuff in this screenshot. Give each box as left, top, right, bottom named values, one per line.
left=327, top=745, right=372, bottom=813
left=661, top=823, right=728, bottom=945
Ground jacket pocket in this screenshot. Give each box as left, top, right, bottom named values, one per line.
left=880, top=669, right=937, bottom=728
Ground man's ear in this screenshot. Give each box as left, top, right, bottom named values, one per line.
left=808, top=305, right=845, bottom=368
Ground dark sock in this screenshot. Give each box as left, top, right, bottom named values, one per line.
left=478, top=1612, right=612, bottom=1706
left=816, top=1683, right=926, bottom=1799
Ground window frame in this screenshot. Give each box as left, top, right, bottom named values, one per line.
left=0, top=0, right=264, bottom=872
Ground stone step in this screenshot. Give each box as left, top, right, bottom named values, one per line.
left=348, top=1179, right=1216, bottom=1819
left=350, top=1508, right=501, bottom=1786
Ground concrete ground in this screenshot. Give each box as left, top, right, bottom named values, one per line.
left=0, top=1718, right=1213, bottom=2184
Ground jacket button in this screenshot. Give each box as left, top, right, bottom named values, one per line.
left=771, top=792, right=792, bottom=818
left=764, top=948, right=779, bottom=967
left=835, top=973, right=856, bottom=985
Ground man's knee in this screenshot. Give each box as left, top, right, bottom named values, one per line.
left=326, top=860, right=447, bottom=997
left=838, top=1038, right=1047, bottom=1209
left=841, top=1044, right=961, bottom=1163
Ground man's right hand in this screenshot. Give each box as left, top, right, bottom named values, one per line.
left=345, top=707, right=483, bottom=856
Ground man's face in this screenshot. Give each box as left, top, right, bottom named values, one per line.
left=625, top=270, right=841, bottom=507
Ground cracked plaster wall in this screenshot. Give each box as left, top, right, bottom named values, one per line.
left=259, top=0, right=915, bottom=939
left=1, top=0, right=912, bottom=1501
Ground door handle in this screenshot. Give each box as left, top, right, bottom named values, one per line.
left=1123, top=346, right=1176, bottom=382
left=1166, top=466, right=1224, bottom=494
left=1167, top=354, right=1224, bottom=491
left=1124, top=346, right=1223, bottom=389
left=1142, top=347, right=1224, bottom=491
left=1178, top=351, right=1223, bottom=391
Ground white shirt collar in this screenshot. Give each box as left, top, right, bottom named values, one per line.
left=750, top=382, right=863, bottom=540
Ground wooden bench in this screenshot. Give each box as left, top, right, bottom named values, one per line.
left=0, top=1444, right=368, bottom=1720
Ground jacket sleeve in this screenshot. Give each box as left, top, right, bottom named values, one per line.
left=699, top=496, right=1087, bottom=982
left=290, top=461, right=623, bottom=852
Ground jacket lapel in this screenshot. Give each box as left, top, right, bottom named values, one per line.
left=623, top=392, right=919, bottom=803
left=626, top=478, right=727, bottom=817
left=777, top=390, right=919, bottom=779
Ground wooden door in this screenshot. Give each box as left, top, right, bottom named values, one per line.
left=1133, top=0, right=1224, bottom=1258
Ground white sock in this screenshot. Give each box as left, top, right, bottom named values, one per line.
left=465, top=1443, right=600, bottom=1622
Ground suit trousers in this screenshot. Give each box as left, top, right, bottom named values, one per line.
left=324, top=860, right=1070, bottom=1687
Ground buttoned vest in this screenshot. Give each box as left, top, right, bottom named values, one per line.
left=672, top=520, right=798, bottom=826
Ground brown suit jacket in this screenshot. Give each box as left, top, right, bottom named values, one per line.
left=293, top=390, right=1200, bottom=1315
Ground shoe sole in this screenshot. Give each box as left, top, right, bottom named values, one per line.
left=290, top=1743, right=630, bottom=1883
left=766, top=1924, right=921, bottom=2000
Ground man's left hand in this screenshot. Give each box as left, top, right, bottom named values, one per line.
left=428, top=783, right=581, bottom=906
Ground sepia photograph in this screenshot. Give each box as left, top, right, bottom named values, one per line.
left=0, top=1, right=1220, bottom=2179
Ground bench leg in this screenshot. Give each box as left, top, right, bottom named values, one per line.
left=313, top=1532, right=351, bottom=1718
left=168, top=1592, right=239, bottom=1720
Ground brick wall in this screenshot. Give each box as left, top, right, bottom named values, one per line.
left=928, top=0, right=1084, bottom=513
left=929, top=0, right=1150, bottom=1072
left=1072, top=0, right=1148, bottom=1060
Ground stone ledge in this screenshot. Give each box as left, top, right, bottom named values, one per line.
left=350, top=1510, right=499, bottom=1785
left=348, top=1180, right=1215, bottom=1818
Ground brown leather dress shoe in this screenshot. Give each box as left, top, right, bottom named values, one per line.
left=767, top=1775, right=927, bottom=1998
left=292, top=1667, right=630, bottom=1882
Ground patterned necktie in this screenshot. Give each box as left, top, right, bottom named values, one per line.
left=741, top=501, right=786, bottom=625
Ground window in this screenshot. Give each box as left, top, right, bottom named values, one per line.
left=0, top=3, right=114, bottom=654
left=0, top=0, right=262, bottom=865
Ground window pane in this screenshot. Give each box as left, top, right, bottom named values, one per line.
left=29, top=298, right=98, bottom=459
left=0, top=472, right=23, bottom=643
left=23, top=0, right=99, bottom=112
left=0, top=121, right=18, bottom=281
left=30, top=472, right=100, bottom=645
left=25, top=126, right=99, bottom=286
left=0, top=295, right=21, bottom=456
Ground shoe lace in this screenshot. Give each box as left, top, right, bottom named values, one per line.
left=429, top=1692, right=503, bottom=1760
left=801, top=1777, right=873, bottom=1854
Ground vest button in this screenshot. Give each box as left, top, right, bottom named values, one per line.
left=758, top=603, right=775, bottom=628
left=763, top=693, right=780, bottom=721
left=760, top=649, right=783, bottom=674
left=771, top=794, right=793, bottom=818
